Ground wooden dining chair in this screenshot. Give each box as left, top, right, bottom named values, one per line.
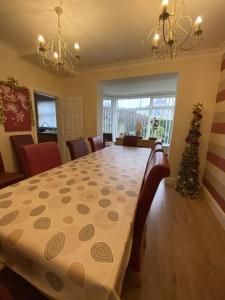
left=129, top=151, right=170, bottom=272
left=0, top=152, right=24, bottom=189
left=103, top=133, right=113, bottom=145
left=66, top=138, right=89, bottom=160
left=19, top=142, right=62, bottom=178
left=10, top=134, right=34, bottom=175
left=123, top=135, right=139, bottom=147
left=88, top=136, right=105, bottom=152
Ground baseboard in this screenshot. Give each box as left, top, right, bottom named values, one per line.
left=203, top=186, right=225, bottom=231
left=165, top=177, right=176, bottom=187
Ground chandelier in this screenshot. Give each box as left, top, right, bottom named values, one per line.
left=147, top=0, right=203, bottom=59
left=37, top=6, right=80, bottom=75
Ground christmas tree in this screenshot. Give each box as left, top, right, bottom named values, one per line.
left=175, top=102, right=203, bottom=199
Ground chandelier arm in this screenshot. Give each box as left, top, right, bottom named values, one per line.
left=179, top=42, right=197, bottom=51
left=162, top=21, right=169, bottom=45
left=177, top=22, right=194, bottom=48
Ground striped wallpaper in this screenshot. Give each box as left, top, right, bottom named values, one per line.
left=203, top=52, right=225, bottom=212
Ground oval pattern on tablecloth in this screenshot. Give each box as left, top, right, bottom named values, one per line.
left=0, top=192, right=13, bottom=199
left=0, top=210, right=19, bottom=226
left=78, top=224, right=95, bottom=241
left=77, top=204, right=90, bottom=215
left=67, top=262, right=85, bottom=287
left=38, top=191, right=49, bottom=199
left=98, top=199, right=111, bottom=208
left=28, top=185, right=38, bottom=191
left=29, top=179, right=40, bottom=184
left=66, top=179, right=76, bottom=185
left=29, top=205, right=46, bottom=216
left=59, top=188, right=71, bottom=194
left=91, top=242, right=113, bottom=263
left=63, top=216, right=74, bottom=224
left=44, top=232, right=65, bottom=260
left=23, top=200, right=32, bottom=205
left=101, top=187, right=110, bottom=196
left=46, top=272, right=64, bottom=291
left=33, top=217, right=51, bottom=230
left=107, top=211, right=119, bottom=222
left=61, top=196, right=71, bottom=204
left=0, top=200, right=12, bottom=208
left=7, top=229, right=24, bottom=246
left=125, top=190, right=138, bottom=197
left=116, top=184, right=125, bottom=191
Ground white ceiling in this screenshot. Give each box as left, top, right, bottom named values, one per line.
left=102, top=73, right=178, bottom=96
left=0, top=0, right=224, bottom=70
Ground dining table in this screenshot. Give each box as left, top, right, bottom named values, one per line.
left=0, top=145, right=150, bottom=300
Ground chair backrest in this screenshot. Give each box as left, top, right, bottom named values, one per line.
left=0, top=284, right=15, bottom=300
left=66, top=139, right=89, bottom=160
left=129, top=151, right=170, bottom=271
left=88, top=136, right=105, bottom=152
left=123, top=135, right=139, bottom=147
left=10, top=135, right=34, bottom=174
left=154, top=138, right=162, bottom=146
left=103, top=133, right=113, bottom=143
left=19, top=142, right=62, bottom=178
left=0, top=152, right=5, bottom=173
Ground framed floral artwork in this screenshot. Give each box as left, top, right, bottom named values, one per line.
left=0, top=77, right=34, bottom=131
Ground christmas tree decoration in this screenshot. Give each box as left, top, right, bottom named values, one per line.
left=175, top=102, right=203, bottom=199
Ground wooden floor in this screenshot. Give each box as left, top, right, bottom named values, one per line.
left=121, top=182, right=225, bottom=300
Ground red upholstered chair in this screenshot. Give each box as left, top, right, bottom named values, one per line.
left=66, top=138, right=89, bottom=160
left=0, top=152, right=24, bottom=189
left=88, top=136, right=105, bottom=152
left=10, top=134, right=34, bottom=174
left=0, top=267, right=48, bottom=300
left=0, top=284, right=15, bottom=300
left=129, top=151, right=170, bottom=272
left=123, top=135, right=139, bottom=147
left=19, top=142, right=62, bottom=178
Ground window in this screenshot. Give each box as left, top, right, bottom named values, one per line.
left=102, top=95, right=175, bottom=145
left=34, top=93, right=57, bottom=128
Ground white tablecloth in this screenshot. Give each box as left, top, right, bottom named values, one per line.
left=0, top=145, right=150, bottom=300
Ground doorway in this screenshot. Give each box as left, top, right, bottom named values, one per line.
left=33, top=92, right=58, bottom=143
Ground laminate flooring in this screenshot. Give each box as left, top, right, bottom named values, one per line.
left=121, top=182, right=225, bottom=300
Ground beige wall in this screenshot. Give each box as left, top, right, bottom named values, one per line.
left=0, top=44, right=63, bottom=172
left=0, top=42, right=221, bottom=181
left=64, top=54, right=221, bottom=180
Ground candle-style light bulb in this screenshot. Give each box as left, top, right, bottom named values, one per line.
left=74, top=43, right=80, bottom=50
left=54, top=52, right=59, bottom=59
left=74, top=42, right=80, bottom=58
left=162, top=0, right=169, bottom=11
left=194, top=16, right=203, bottom=38
left=153, top=33, right=160, bottom=46
left=38, top=35, right=45, bottom=44
left=195, top=16, right=202, bottom=25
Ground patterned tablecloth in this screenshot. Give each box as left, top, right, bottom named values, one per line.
left=0, top=145, right=150, bottom=300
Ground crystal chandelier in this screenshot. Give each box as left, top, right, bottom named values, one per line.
left=147, top=0, right=203, bottom=59
left=37, top=6, right=80, bottom=75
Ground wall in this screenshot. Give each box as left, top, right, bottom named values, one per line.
left=66, top=54, right=221, bottom=180
left=0, top=44, right=63, bottom=172
left=203, top=52, right=225, bottom=214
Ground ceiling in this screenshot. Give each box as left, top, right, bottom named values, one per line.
left=0, top=0, right=224, bottom=71
left=102, top=73, right=178, bottom=96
